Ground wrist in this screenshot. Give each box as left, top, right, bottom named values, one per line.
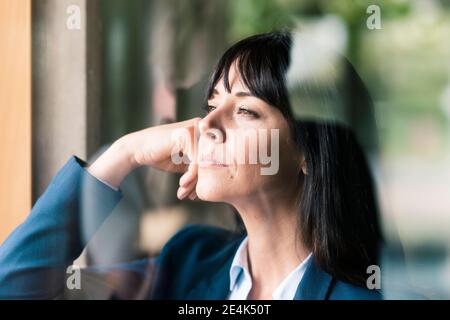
left=112, top=133, right=140, bottom=171
left=87, top=135, right=138, bottom=189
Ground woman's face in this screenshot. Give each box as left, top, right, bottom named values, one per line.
left=196, top=65, right=303, bottom=204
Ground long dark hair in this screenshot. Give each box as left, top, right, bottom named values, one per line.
left=204, top=31, right=383, bottom=287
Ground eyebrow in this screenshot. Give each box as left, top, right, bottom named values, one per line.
left=210, top=89, right=254, bottom=98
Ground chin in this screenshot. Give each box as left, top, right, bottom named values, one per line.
left=196, top=178, right=227, bottom=202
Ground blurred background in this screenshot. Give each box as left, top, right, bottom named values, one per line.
left=1, top=0, right=450, bottom=299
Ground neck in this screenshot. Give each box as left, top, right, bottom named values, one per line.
left=230, top=188, right=310, bottom=298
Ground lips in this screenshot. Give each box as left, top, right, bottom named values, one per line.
left=198, top=154, right=228, bottom=167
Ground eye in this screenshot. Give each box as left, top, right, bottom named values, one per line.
left=203, top=104, right=216, bottom=114
left=237, top=107, right=259, bottom=118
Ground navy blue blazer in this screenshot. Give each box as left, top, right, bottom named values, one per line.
left=0, top=156, right=381, bottom=300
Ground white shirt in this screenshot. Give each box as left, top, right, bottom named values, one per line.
left=228, top=236, right=312, bottom=300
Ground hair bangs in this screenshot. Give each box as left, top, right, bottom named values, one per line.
left=206, top=32, right=294, bottom=121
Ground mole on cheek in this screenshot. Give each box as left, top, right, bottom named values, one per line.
left=228, top=168, right=235, bottom=179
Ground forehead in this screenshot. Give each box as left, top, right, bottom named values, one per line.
left=211, top=64, right=248, bottom=97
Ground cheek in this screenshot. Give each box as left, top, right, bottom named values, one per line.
left=196, top=164, right=261, bottom=201
left=195, top=122, right=297, bottom=200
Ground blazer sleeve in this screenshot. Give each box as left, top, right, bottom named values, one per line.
left=0, top=156, right=123, bottom=299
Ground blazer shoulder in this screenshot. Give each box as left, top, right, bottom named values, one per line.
left=329, top=279, right=382, bottom=300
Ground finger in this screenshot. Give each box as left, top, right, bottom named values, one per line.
left=188, top=190, right=197, bottom=200
left=177, top=185, right=195, bottom=200
left=179, top=162, right=198, bottom=187
left=161, top=161, right=188, bottom=174
left=177, top=177, right=197, bottom=200
left=179, top=170, right=192, bottom=187
left=177, top=186, right=190, bottom=200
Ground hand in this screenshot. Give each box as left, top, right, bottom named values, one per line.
left=177, top=160, right=198, bottom=201
left=87, top=117, right=201, bottom=199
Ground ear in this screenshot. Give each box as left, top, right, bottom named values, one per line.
left=300, top=155, right=308, bottom=175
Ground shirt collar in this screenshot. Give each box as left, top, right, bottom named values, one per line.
left=272, top=252, right=312, bottom=299
left=228, top=236, right=313, bottom=299
left=229, top=236, right=250, bottom=291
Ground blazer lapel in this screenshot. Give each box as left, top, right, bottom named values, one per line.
left=186, top=238, right=243, bottom=300
left=186, top=240, right=334, bottom=300
left=185, top=261, right=232, bottom=299
left=294, top=257, right=334, bottom=300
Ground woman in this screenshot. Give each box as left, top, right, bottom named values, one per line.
left=0, top=31, right=382, bottom=300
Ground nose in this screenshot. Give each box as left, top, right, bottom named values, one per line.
left=199, top=110, right=225, bottom=144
